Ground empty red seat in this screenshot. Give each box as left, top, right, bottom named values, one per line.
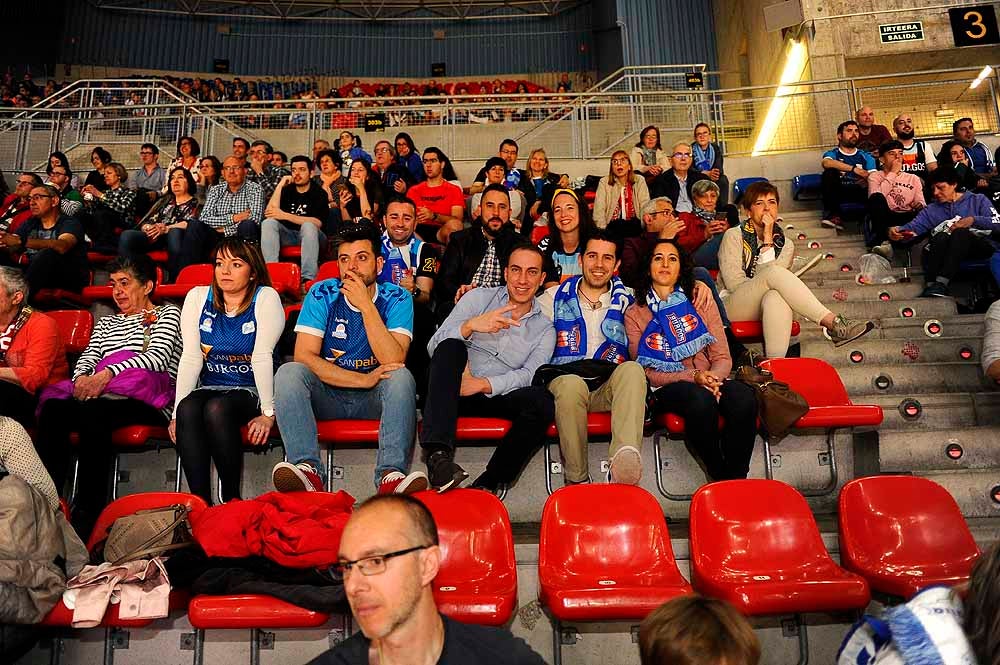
left=544, top=412, right=612, bottom=438
left=279, top=245, right=302, bottom=261
left=839, top=475, right=980, bottom=598
left=47, top=310, right=94, bottom=354
left=303, top=261, right=340, bottom=292
left=43, top=492, right=208, bottom=628
left=147, top=250, right=168, bottom=264
left=155, top=263, right=213, bottom=300
left=539, top=484, right=691, bottom=663
left=416, top=489, right=517, bottom=625
left=689, top=479, right=869, bottom=617
left=729, top=320, right=800, bottom=341
left=267, top=262, right=301, bottom=297
left=188, top=594, right=329, bottom=630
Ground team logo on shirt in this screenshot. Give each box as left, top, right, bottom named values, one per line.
left=242, top=321, right=256, bottom=335
left=200, top=318, right=213, bottom=333
left=326, top=349, right=346, bottom=362
left=331, top=322, right=348, bottom=340
left=200, top=343, right=213, bottom=359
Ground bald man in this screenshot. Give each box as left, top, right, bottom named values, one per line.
left=854, top=106, right=892, bottom=157
left=308, top=495, right=546, bottom=665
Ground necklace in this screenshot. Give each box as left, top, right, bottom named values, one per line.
left=578, top=289, right=603, bottom=311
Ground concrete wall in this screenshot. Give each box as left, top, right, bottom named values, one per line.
left=712, top=0, right=787, bottom=89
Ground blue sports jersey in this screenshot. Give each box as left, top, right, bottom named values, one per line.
left=823, top=147, right=876, bottom=185
left=295, top=279, right=413, bottom=373
left=199, top=287, right=261, bottom=388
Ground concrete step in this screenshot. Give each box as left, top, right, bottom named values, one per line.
left=916, top=469, right=1000, bottom=519
left=797, top=313, right=985, bottom=341
left=878, top=426, right=1000, bottom=472
left=833, top=361, right=990, bottom=396
left=830, top=297, right=958, bottom=320
left=809, top=281, right=926, bottom=304
left=870, top=391, right=1000, bottom=431
left=802, top=335, right=983, bottom=366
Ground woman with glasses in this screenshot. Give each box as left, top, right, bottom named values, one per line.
left=593, top=150, right=649, bottom=232
left=630, top=125, right=670, bottom=181
left=80, top=162, right=137, bottom=253
left=650, top=142, right=711, bottom=214
left=693, top=123, right=731, bottom=206
left=170, top=136, right=202, bottom=184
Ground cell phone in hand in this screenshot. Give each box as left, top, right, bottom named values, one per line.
left=714, top=212, right=728, bottom=221
left=900, top=229, right=916, bottom=239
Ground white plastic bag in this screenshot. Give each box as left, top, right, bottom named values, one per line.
left=858, top=253, right=897, bottom=285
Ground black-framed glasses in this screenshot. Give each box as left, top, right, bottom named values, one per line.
left=29, top=194, right=54, bottom=201
left=334, top=545, right=431, bottom=577
left=650, top=209, right=675, bottom=217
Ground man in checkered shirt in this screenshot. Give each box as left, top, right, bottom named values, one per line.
left=180, top=155, right=263, bottom=267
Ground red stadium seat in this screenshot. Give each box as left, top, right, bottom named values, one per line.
left=690, top=479, right=869, bottom=663
left=47, top=310, right=94, bottom=354
left=531, top=226, right=549, bottom=245
left=188, top=594, right=330, bottom=630
left=729, top=320, right=800, bottom=341
left=416, top=489, right=518, bottom=625
left=279, top=245, right=302, bottom=261
left=839, top=475, right=980, bottom=598
left=267, top=262, right=301, bottom=297
left=147, top=250, right=168, bottom=264
left=303, top=261, right=340, bottom=292
left=759, top=358, right=883, bottom=496
left=42, top=492, right=207, bottom=629
left=542, top=413, right=612, bottom=494
left=155, top=263, right=213, bottom=300
left=539, top=484, right=692, bottom=665
left=33, top=272, right=95, bottom=309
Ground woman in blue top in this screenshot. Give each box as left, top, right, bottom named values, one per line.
left=170, top=238, right=285, bottom=503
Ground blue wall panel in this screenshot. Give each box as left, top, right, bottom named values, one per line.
left=615, top=0, right=718, bottom=69
left=59, top=3, right=595, bottom=78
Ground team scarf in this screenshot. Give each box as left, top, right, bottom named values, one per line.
left=552, top=275, right=633, bottom=365
left=379, top=231, right=423, bottom=286
left=639, top=147, right=659, bottom=167
left=740, top=218, right=785, bottom=278
left=635, top=288, right=715, bottom=373
left=692, top=142, right=716, bottom=172
left=504, top=168, right=522, bottom=191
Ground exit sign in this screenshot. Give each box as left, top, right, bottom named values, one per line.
left=879, top=22, right=924, bottom=43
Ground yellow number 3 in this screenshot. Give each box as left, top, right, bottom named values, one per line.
left=965, top=10, right=987, bottom=39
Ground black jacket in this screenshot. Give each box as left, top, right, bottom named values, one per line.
left=433, top=222, right=522, bottom=321
left=649, top=168, right=711, bottom=207
left=307, top=615, right=547, bottom=665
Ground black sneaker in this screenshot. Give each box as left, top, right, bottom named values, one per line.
left=920, top=282, right=950, bottom=298
left=427, top=450, right=468, bottom=492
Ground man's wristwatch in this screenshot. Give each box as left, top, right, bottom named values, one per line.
left=263, top=408, right=275, bottom=418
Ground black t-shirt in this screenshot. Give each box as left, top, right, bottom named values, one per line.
left=308, top=615, right=546, bottom=665
left=16, top=214, right=88, bottom=276
left=278, top=181, right=329, bottom=231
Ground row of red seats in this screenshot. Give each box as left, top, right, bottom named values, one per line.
left=41, top=476, right=980, bottom=665
left=334, top=79, right=549, bottom=99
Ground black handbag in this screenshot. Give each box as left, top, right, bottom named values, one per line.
left=532, top=359, right=618, bottom=392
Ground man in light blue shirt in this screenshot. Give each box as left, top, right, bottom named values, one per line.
left=420, top=243, right=555, bottom=493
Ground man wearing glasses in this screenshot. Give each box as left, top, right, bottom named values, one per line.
left=649, top=142, right=710, bottom=214
left=44, top=166, right=83, bottom=218
left=0, top=173, right=42, bottom=235
left=406, top=148, right=464, bottom=245
left=0, top=186, right=88, bottom=303
left=307, top=494, right=545, bottom=664
left=131, top=143, right=166, bottom=218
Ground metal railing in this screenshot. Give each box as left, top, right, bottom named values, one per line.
left=1, top=65, right=998, bottom=174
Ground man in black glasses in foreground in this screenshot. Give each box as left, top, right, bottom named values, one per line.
left=308, top=494, right=546, bottom=665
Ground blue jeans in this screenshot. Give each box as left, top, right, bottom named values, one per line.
left=692, top=234, right=724, bottom=271
left=261, top=219, right=325, bottom=280
left=693, top=266, right=730, bottom=327
left=274, top=361, right=417, bottom=488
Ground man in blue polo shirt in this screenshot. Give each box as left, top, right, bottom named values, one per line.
left=271, top=222, right=428, bottom=495
left=820, top=120, right=876, bottom=231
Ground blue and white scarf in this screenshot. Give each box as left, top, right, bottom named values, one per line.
left=552, top=275, right=633, bottom=365
left=636, top=288, right=716, bottom=372
left=379, top=232, right=423, bottom=286
left=692, top=142, right=716, bottom=173
left=504, top=168, right=522, bottom=191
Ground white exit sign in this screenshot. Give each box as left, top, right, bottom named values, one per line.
left=879, top=22, right=925, bottom=43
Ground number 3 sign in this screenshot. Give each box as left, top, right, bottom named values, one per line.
left=949, top=5, right=1000, bottom=47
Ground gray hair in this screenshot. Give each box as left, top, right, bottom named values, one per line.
left=691, top=179, right=720, bottom=198
left=0, top=267, right=29, bottom=300
left=640, top=196, right=673, bottom=218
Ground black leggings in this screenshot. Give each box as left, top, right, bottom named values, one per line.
left=651, top=379, right=758, bottom=481
left=0, top=381, right=38, bottom=429
left=175, top=389, right=260, bottom=503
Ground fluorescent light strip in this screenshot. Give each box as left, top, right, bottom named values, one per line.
left=970, top=65, right=992, bottom=90
left=752, top=40, right=809, bottom=156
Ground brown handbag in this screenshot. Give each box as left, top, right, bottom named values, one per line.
left=736, top=365, right=809, bottom=441
left=102, top=504, right=195, bottom=565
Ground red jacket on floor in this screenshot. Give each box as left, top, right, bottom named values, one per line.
left=192, top=491, right=355, bottom=569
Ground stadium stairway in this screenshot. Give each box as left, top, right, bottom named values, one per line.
left=18, top=208, right=1000, bottom=665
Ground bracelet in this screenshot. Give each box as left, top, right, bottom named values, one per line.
left=759, top=242, right=774, bottom=250
left=693, top=369, right=702, bottom=383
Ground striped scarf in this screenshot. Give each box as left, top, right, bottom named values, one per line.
left=551, top=275, right=633, bottom=365
left=635, top=288, right=715, bottom=373
left=740, top=219, right=784, bottom=278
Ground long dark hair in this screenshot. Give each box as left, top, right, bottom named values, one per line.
left=167, top=166, right=197, bottom=200
left=964, top=541, right=1000, bottom=665
left=636, top=125, right=661, bottom=150
left=634, top=238, right=695, bottom=308
left=176, top=135, right=201, bottom=158
left=47, top=151, right=71, bottom=176
left=394, top=132, right=417, bottom=156
left=211, top=237, right=272, bottom=315
left=199, top=156, right=223, bottom=187
left=546, top=190, right=596, bottom=254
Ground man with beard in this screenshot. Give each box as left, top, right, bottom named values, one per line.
left=270, top=222, right=428, bottom=496
left=261, top=155, right=328, bottom=283
left=433, top=185, right=521, bottom=322
left=420, top=243, right=555, bottom=494
left=949, top=117, right=994, bottom=178
left=893, top=113, right=937, bottom=181
left=306, top=495, right=546, bottom=665
left=854, top=106, right=892, bottom=156
left=820, top=120, right=876, bottom=230
left=379, top=197, right=439, bottom=397
left=536, top=229, right=648, bottom=485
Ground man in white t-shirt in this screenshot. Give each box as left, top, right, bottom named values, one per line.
left=893, top=113, right=937, bottom=182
